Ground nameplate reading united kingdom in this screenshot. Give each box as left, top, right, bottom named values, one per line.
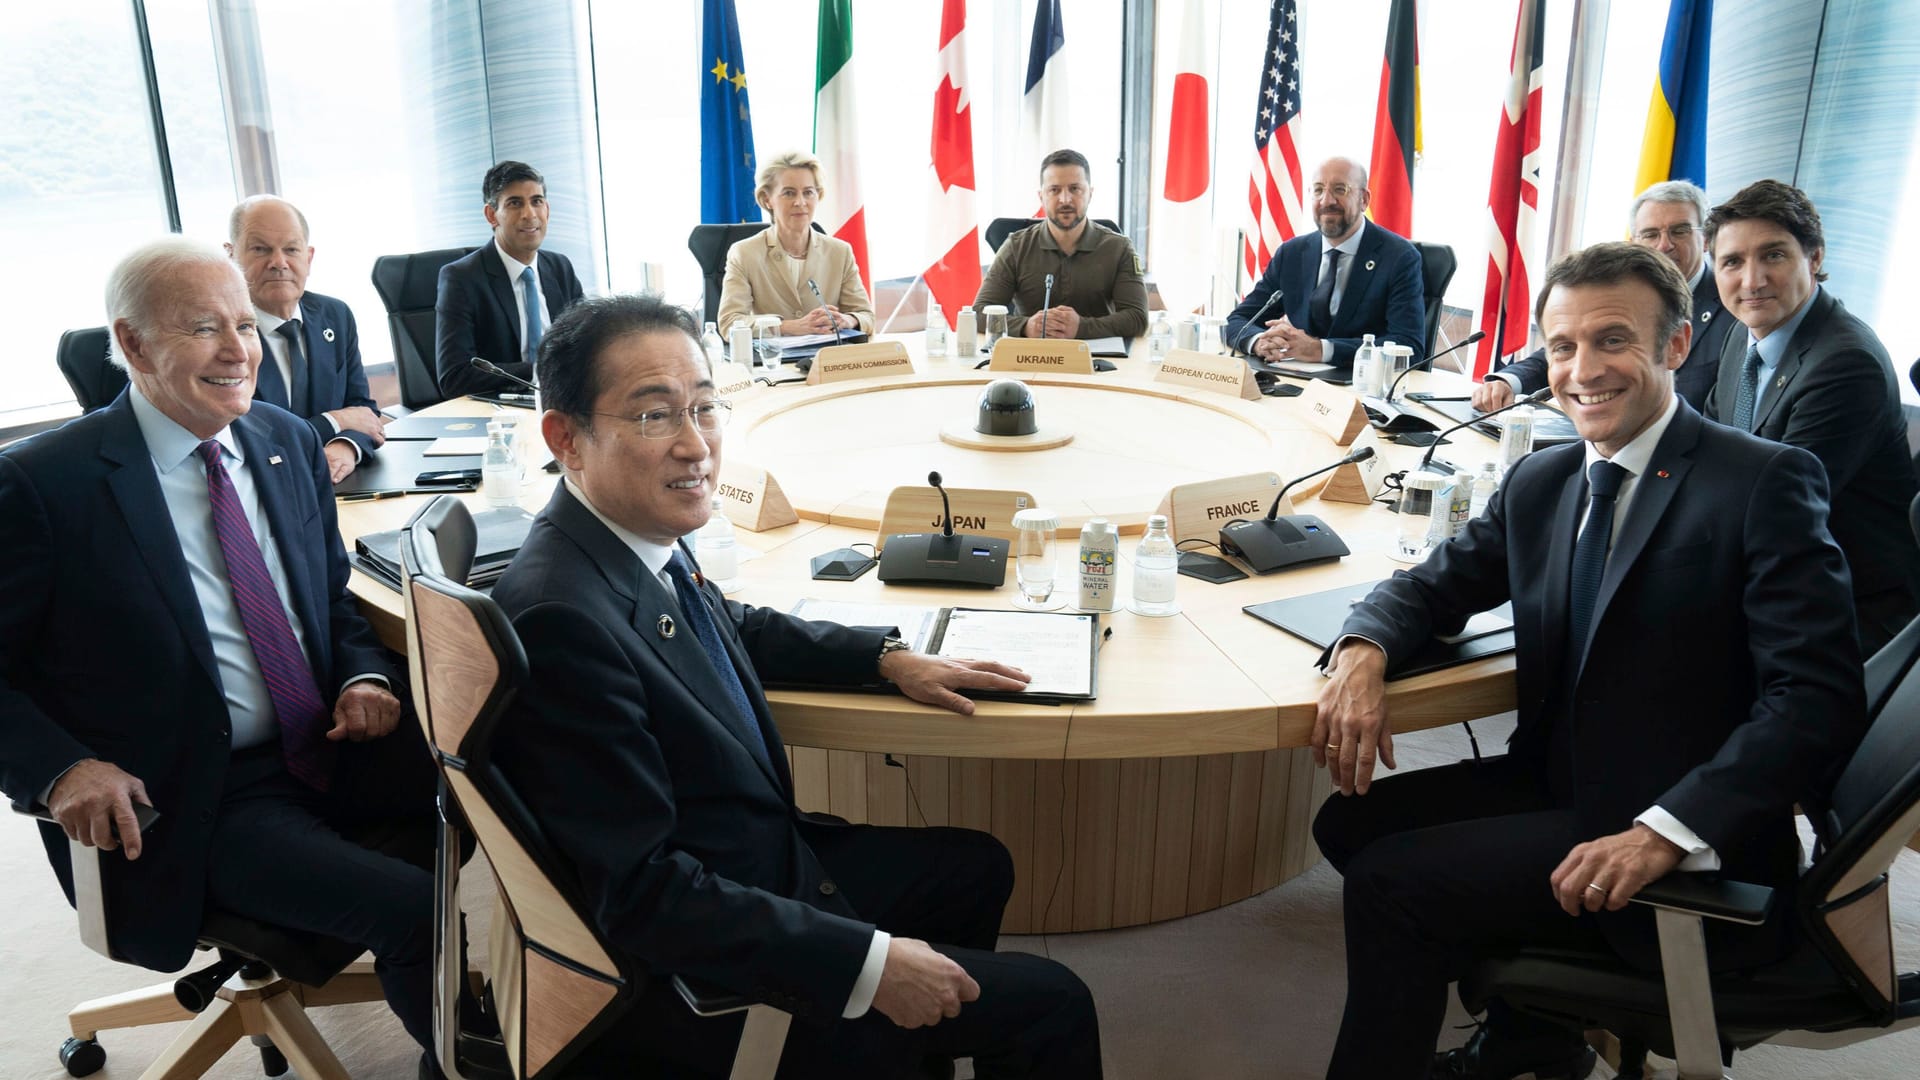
left=1296, top=378, right=1370, bottom=446
left=1152, top=349, right=1260, bottom=400
left=710, top=361, right=759, bottom=401
left=807, top=341, right=915, bottom=384
left=988, top=338, right=1095, bottom=375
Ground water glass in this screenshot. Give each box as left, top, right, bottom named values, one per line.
left=1012, top=508, right=1062, bottom=609
left=752, top=315, right=783, bottom=368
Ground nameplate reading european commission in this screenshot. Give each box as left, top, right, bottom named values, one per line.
left=988, top=338, right=1095, bottom=375
left=1152, top=348, right=1260, bottom=400
left=807, top=341, right=915, bottom=384
left=1296, top=377, right=1370, bottom=445
left=715, top=458, right=798, bottom=532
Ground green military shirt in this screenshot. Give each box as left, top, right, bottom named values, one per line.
left=974, top=220, right=1149, bottom=339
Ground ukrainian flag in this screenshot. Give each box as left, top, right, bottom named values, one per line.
left=1634, top=0, right=1713, bottom=194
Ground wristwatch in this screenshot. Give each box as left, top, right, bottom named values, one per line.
left=877, top=635, right=912, bottom=671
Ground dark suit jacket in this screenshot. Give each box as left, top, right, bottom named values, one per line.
left=255, top=291, right=379, bottom=457
left=490, top=483, right=890, bottom=1025
left=1225, top=219, right=1427, bottom=369
left=0, top=394, right=395, bottom=971
left=1704, top=289, right=1920, bottom=627
left=433, top=244, right=584, bottom=398
left=1337, top=402, right=1866, bottom=963
left=1495, top=270, right=1733, bottom=410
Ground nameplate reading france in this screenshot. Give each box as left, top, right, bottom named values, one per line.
left=1296, top=377, right=1369, bottom=445
left=1153, top=348, right=1260, bottom=400
left=1155, top=471, right=1285, bottom=545
left=987, top=338, right=1095, bottom=375
left=807, top=341, right=915, bottom=384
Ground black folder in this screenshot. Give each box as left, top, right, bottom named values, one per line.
left=350, top=506, right=535, bottom=593
left=380, top=414, right=495, bottom=440
left=1244, top=580, right=1515, bottom=679
left=334, top=440, right=483, bottom=496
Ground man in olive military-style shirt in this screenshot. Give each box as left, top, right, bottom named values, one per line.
left=974, top=149, right=1149, bottom=341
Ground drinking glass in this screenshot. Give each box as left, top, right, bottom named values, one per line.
left=1012, top=509, right=1062, bottom=609
left=752, top=315, right=783, bottom=368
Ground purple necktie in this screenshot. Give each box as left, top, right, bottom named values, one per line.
left=199, top=441, right=333, bottom=790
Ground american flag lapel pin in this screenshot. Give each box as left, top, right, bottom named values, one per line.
left=268, top=455, right=283, bottom=465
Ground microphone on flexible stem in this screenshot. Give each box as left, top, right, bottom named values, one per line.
left=469, top=357, right=539, bottom=402
left=1267, top=446, right=1375, bottom=519
left=874, top=470, right=1011, bottom=587
left=1416, top=386, right=1554, bottom=474
left=1385, top=330, right=1487, bottom=403
left=928, top=470, right=955, bottom=537
left=806, top=278, right=846, bottom=344
left=1218, top=445, right=1374, bottom=574
left=1040, top=273, right=1054, bottom=340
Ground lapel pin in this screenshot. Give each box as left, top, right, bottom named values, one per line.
left=657, top=614, right=676, bottom=639
left=1364, top=259, right=1377, bottom=271
left=268, top=455, right=283, bottom=465
left=1776, top=375, right=1786, bottom=388
left=1656, top=469, right=1670, bottom=479
left=322, top=327, right=335, bottom=342
left=1700, top=311, right=1712, bottom=322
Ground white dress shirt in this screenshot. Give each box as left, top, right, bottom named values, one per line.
left=1308, top=219, right=1368, bottom=359
left=254, top=306, right=357, bottom=459
left=496, top=242, right=545, bottom=360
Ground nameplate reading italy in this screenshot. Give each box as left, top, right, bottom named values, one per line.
left=710, top=361, right=760, bottom=401
left=715, top=458, right=798, bottom=532
left=1296, top=377, right=1369, bottom=445
left=987, top=337, right=1095, bottom=375
left=807, top=340, right=915, bottom=384
left=1152, top=348, right=1260, bottom=400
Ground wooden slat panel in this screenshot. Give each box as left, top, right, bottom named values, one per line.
left=906, top=755, right=949, bottom=827
left=1032, top=761, right=1080, bottom=933
left=1186, top=755, right=1234, bottom=913
left=827, top=749, right=868, bottom=823
left=1251, top=749, right=1292, bottom=893
left=865, top=753, right=909, bottom=827
left=1071, top=760, right=1123, bottom=930
left=1112, top=758, right=1161, bottom=927
left=1219, top=751, right=1267, bottom=904
left=992, top=759, right=1036, bottom=935
left=1150, top=756, right=1199, bottom=922
left=950, top=758, right=993, bottom=832
left=790, top=747, right=831, bottom=815
left=1279, top=748, right=1331, bottom=881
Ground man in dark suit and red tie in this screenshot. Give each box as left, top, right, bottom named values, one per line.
left=0, top=239, right=443, bottom=1068
left=1309, top=243, right=1866, bottom=1079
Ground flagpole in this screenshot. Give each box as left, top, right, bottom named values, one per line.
left=1545, top=0, right=1611, bottom=264
left=877, top=273, right=929, bottom=336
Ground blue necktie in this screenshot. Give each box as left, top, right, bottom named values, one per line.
left=520, top=265, right=544, bottom=365
left=1568, top=460, right=1629, bottom=665
left=1731, top=342, right=1763, bottom=430
left=277, top=320, right=309, bottom=416
left=1309, top=249, right=1342, bottom=333
left=663, top=550, right=772, bottom=773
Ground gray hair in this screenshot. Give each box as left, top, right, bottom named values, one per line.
left=1628, top=180, right=1709, bottom=233
left=228, top=194, right=311, bottom=246
left=104, top=236, right=246, bottom=369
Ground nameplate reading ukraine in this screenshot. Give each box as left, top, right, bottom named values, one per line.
left=987, top=338, right=1095, bottom=375
left=807, top=341, right=915, bottom=384
left=1152, top=348, right=1260, bottom=400
left=1296, top=377, right=1369, bottom=446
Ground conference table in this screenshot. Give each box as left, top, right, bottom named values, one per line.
left=341, top=337, right=1519, bottom=934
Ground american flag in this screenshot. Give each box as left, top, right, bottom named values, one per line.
left=1244, top=1, right=1305, bottom=283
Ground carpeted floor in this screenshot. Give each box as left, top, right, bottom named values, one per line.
left=4, top=716, right=1915, bottom=1079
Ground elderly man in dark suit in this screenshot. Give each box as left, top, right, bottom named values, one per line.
left=1309, top=243, right=1866, bottom=1080
left=0, top=240, right=441, bottom=1060
left=1473, top=180, right=1736, bottom=413
left=488, top=294, right=1102, bottom=1078
left=1702, top=179, right=1920, bottom=655
left=1224, top=155, right=1428, bottom=370
left=226, top=195, right=387, bottom=482
left=433, top=160, right=586, bottom=399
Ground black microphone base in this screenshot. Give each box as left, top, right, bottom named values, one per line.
left=1218, top=516, right=1351, bottom=574
left=1390, top=431, right=1450, bottom=447
left=878, top=532, right=1010, bottom=588
left=1362, top=397, right=1439, bottom=434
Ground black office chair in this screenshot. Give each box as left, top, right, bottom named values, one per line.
left=56, top=327, right=127, bottom=413
left=984, top=216, right=1122, bottom=252
left=371, top=248, right=476, bottom=412
left=400, top=496, right=791, bottom=1079
left=687, top=222, right=832, bottom=325
left=1459, top=621, right=1920, bottom=1078
left=1411, top=241, right=1458, bottom=363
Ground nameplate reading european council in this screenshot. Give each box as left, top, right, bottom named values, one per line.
left=1152, top=348, right=1260, bottom=400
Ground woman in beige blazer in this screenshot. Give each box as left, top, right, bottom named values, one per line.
left=717, top=150, right=875, bottom=339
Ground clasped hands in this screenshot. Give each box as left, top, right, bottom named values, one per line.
left=782, top=306, right=852, bottom=336
left=322, top=406, right=387, bottom=484
left=1249, top=317, right=1324, bottom=362
left=1022, top=306, right=1081, bottom=339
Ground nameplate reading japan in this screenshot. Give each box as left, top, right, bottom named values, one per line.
left=987, top=338, right=1095, bottom=375
left=1152, top=348, right=1260, bottom=400
left=807, top=341, right=915, bottom=384
left=1296, top=377, right=1370, bottom=445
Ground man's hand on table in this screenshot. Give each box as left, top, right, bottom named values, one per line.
left=1313, top=640, right=1396, bottom=796
left=1471, top=377, right=1516, bottom=412
left=879, top=651, right=1032, bottom=716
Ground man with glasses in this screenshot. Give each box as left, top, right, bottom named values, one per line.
left=487, top=294, right=1104, bottom=1078
left=1474, top=180, right=1735, bottom=411
left=1226, top=155, right=1427, bottom=370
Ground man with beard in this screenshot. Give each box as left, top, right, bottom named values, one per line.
left=1225, top=155, right=1427, bottom=370
left=974, top=149, right=1148, bottom=340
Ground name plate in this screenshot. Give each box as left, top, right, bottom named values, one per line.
left=711, top=361, right=760, bottom=401
left=1154, top=471, right=1286, bottom=545
left=987, top=337, right=1095, bottom=375
left=1296, top=377, right=1369, bottom=445
left=1318, top=427, right=1388, bottom=504
left=715, top=459, right=798, bottom=532
left=807, top=341, right=915, bottom=384
left=1153, top=348, right=1260, bottom=400
left=878, top=485, right=1035, bottom=544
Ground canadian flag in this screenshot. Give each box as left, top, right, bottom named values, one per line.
left=924, top=0, right=981, bottom=328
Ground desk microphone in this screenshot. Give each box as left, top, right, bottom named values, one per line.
left=876, top=469, right=1010, bottom=587
left=929, top=470, right=955, bottom=536
left=1234, top=289, right=1285, bottom=355
left=1385, top=330, right=1487, bottom=403
left=1416, top=386, right=1553, bottom=474
left=1218, top=445, right=1374, bottom=574
left=1367, top=330, right=1490, bottom=439
left=470, top=357, right=538, bottom=392
left=1040, top=273, right=1054, bottom=340
left=806, top=278, right=847, bottom=344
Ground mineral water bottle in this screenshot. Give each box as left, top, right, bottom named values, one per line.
left=482, top=421, right=519, bottom=508
left=1148, top=312, right=1172, bottom=365
left=955, top=305, right=977, bottom=357
left=695, top=496, right=739, bottom=588
left=701, top=321, right=725, bottom=373
left=1352, top=333, right=1379, bottom=396
left=925, top=299, right=948, bottom=358
left=1130, top=515, right=1180, bottom=617
left=1471, top=463, right=1500, bottom=518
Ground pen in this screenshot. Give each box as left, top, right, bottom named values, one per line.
left=1413, top=395, right=1471, bottom=402
left=339, top=490, right=405, bottom=503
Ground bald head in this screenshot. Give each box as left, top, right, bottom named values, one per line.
left=1310, top=157, right=1371, bottom=244
left=225, top=196, right=314, bottom=319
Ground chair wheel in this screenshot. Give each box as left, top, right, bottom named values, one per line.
left=259, top=1042, right=289, bottom=1076
left=59, top=1037, right=106, bottom=1077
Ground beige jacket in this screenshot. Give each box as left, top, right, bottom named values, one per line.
left=717, top=227, right=875, bottom=338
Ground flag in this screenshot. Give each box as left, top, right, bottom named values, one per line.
left=700, top=0, right=757, bottom=223
left=1367, top=0, right=1420, bottom=237
left=1634, top=0, right=1712, bottom=193
left=1154, top=0, right=1215, bottom=315
left=924, top=0, right=980, bottom=329
left=814, top=0, right=870, bottom=294
left=1021, top=0, right=1069, bottom=212
left=1243, top=1, right=1305, bottom=283
left=1473, top=0, right=1546, bottom=379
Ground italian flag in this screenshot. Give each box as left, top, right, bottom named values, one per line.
left=814, top=0, right=870, bottom=295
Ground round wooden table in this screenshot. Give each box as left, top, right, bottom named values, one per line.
left=344, top=343, right=1517, bottom=933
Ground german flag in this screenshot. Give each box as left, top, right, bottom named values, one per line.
left=1634, top=0, right=1712, bottom=193
left=1367, top=0, right=1420, bottom=237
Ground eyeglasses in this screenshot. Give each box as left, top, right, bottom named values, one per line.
left=1310, top=183, right=1357, bottom=200
left=1634, top=224, right=1696, bottom=243
left=592, top=400, right=732, bottom=440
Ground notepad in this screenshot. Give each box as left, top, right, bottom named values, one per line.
left=424, top=436, right=489, bottom=456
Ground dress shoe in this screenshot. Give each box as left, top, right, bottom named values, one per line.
left=1431, top=1022, right=1598, bottom=1079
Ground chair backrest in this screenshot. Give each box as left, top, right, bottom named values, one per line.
left=984, top=216, right=1122, bottom=252
left=57, top=327, right=126, bottom=413
left=400, top=496, right=631, bottom=1079
left=1411, top=242, right=1458, bottom=360
left=688, top=222, right=839, bottom=324
left=370, top=248, right=475, bottom=411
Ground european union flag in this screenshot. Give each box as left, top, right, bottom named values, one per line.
left=701, top=0, right=758, bottom=223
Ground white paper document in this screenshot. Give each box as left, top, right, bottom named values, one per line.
left=790, top=599, right=943, bottom=652
left=933, top=609, right=1097, bottom=699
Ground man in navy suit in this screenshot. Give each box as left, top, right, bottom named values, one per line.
left=488, top=294, right=1103, bottom=1077
left=1224, top=156, right=1427, bottom=370
left=434, top=160, right=586, bottom=398
left=226, top=195, right=386, bottom=483
left=0, top=240, right=441, bottom=1061
left=1310, top=244, right=1864, bottom=1079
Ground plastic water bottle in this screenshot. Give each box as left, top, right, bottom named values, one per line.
left=701, top=321, right=725, bottom=373
left=925, top=299, right=948, bottom=358
left=1130, top=514, right=1180, bottom=616
left=694, top=496, right=739, bottom=588
left=727, top=322, right=751, bottom=367
left=1352, top=333, right=1379, bottom=397
left=955, top=305, right=977, bottom=357
left=1148, top=313, right=1172, bottom=365
left=482, top=421, right=519, bottom=507
left=1471, top=462, right=1500, bottom=518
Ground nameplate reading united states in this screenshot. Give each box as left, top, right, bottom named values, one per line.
left=716, top=458, right=798, bottom=532
left=1296, top=378, right=1370, bottom=445
left=988, top=338, right=1095, bottom=375
left=1153, top=349, right=1260, bottom=400
left=807, top=341, right=915, bottom=384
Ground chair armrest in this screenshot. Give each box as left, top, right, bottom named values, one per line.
left=671, top=973, right=762, bottom=1018
left=13, top=803, right=114, bottom=957
left=1630, top=872, right=1774, bottom=926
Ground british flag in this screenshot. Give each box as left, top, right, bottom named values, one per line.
left=1475, top=0, right=1546, bottom=379
left=1243, top=0, right=1305, bottom=284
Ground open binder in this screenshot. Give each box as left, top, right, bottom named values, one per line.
left=781, top=600, right=1101, bottom=704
